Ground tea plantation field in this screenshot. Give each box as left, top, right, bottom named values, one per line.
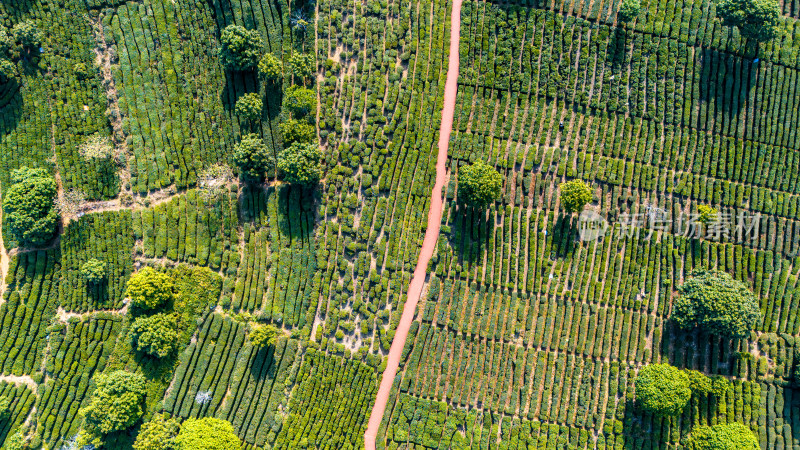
left=1, top=0, right=799, bottom=447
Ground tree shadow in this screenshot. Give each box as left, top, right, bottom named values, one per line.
left=449, top=204, right=492, bottom=268
left=697, top=47, right=758, bottom=119
left=249, top=343, right=277, bottom=380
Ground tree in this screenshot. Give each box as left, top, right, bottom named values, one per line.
left=697, top=204, right=718, bottom=224
left=173, top=418, right=242, bottom=450
left=673, top=270, right=760, bottom=339
left=0, top=28, right=11, bottom=55
left=11, top=20, right=42, bottom=49
left=0, top=58, right=16, bottom=83
left=2, top=167, right=59, bottom=247
left=288, top=52, right=315, bottom=81
left=80, top=258, right=107, bottom=284
left=234, top=93, right=263, bottom=123
left=130, top=313, right=179, bottom=358
left=457, top=161, right=503, bottom=207
left=125, top=267, right=175, bottom=310
left=619, top=0, right=641, bottom=21
left=279, top=118, right=315, bottom=146
left=248, top=324, right=279, bottom=348
left=634, top=364, right=691, bottom=416
left=559, top=179, right=592, bottom=213
left=685, top=422, right=758, bottom=449
left=233, top=133, right=274, bottom=179
left=278, top=142, right=323, bottom=185
left=79, top=371, right=147, bottom=446
left=133, top=413, right=180, bottom=450
left=218, top=25, right=262, bottom=70
left=259, top=53, right=283, bottom=80
left=715, top=0, right=780, bottom=42
left=284, top=85, right=316, bottom=118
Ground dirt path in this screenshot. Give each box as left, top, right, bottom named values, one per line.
left=363, top=0, right=463, bottom=446
left=0, top=374, right=37, bottom=393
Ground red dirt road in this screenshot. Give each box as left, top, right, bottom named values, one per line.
left=363, top=0, right=463, bottom=447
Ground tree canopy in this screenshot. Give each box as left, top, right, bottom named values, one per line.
left=259, top=53, right=283, bottom=80
left=248, top=324, right=280, bottom=348
left=715, top=0, right=781, bottom=42
left=284, top=85, right=316, bottom=118
left=619, top=0, right=641, bottom=21
left=2, top=167, right=59, bottom=247
left=686, top=422, right=759, bottom=449
left=278, top=142, right=323, bottom=185
left=79, top=370, right=147, bottom=446
left=279, top=118, right=316, bottom=146
left=173, top=418, right=242, bottom=450
left=125, top=267, right=175, bottom=310
left=559, top=179, right=592, bottom=213
left=634, top=364, right=691, bottom=416
left=457, top=161, right=503, bottom=208
left=233, top=133, right=274, bottom=179
left=130, top=313, right=179, bottom=358
left=673, top=270, right=760, bottom=339
left=218, top=25, right=262, bottom=70
left=11, top=20, right=43, bottom=48
left=234, top=93, right=263, bottom=123
left=133, top=413, right=180, bottom=450
left=80, top=258, right=107, bottom=284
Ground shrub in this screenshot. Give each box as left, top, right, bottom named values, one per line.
left=233, top=133, right=274, bottom=179
left=2, top=167, right=59, bottom=247
left=673, top=270, right=760, bottom=339
left=130, top=313, right=179, bottom=358
left=288, top=52, right=315, bottom=80
left=248, top=324, right=280, bottom=348
left=458, top=161, right=503, bottom=207
left=173, top=417, right=241, bottom=450
left=78, top=134, right=115, bottom=160
left=81, top=258, right=107, bottom=284
left=0, top=58, right=16, bottom=83
left=133, top=413, right=180, bottom=450
left=634, top=364, right=691, bottom=416
left=0, top=396, right=9, bottom=418
left=11, top=20, right=43, bottom=48
left=685, top=422, right=759, bottom=449
left=234, top=93, right=263, bottom=122
left=218, top=25, right=262, bottom=70
left=79, top=371, right=147, bottom=446
left=279, top=118, right=316, bottom=145
left=259, top=53, right=283, bottom=80
left=619, top=0, right=641, bottom=21
left=284, top=85, right=316, bottom=118
left=559, top=179, right=592, bottom=213
left=278, top=142, right=323, bottom=185
left=715, top=0, right=780, bottom=42
left=125, top=267, right=175, bottom=310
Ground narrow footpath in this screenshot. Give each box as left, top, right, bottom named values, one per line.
left=363, top=0, right=463, bottom=446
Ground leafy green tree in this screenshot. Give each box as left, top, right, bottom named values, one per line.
left=0, top=28, right=11, bottom=55
left=234, top=93, right=263, bottom=122
left=278, top=142, right=323, bottom=185
left=259, top=53, right=283, bottom=80
left=233, top=133, right=274, bottom=179
left=80, top=258, right=107, bottom=284
left=457, top=161, right=503, bottom=207
left=2, top=167, right=59, bottom=247
left=684, top=369, right=729, bottom=397
left=125, top=267, right=175, bottom=310
left=619, top=0, right=641, bottom=21
left=173, top=418, right=242, bottom=450
left=685, top=422, right=758, bottom=449
left=218, top=25, right=262, bottom=70
left=634, top=364, right=691, bottom=416
left=288, top=52, right=315, bottom=81
left=11, top=20, right=42, bottom=49
left=673, top=270, right=760, bottom=339
left=715, top=0, right=780, bottom=42
left=559, top=179, right=592, bottom=213
left=79, top=371, right=147, bottom=446
left=279, top=118, right=315, bottom=146
left=697, top=204, right=718, bottom=224
left=248, top=324, right=279, bottom=348
left=130, top=313, right=179, bottom=358
left=0, top=58, right=16, bottom=83
left=133, top=413, right=180, bottom=450
left=284, top=85, right=316, bottom=118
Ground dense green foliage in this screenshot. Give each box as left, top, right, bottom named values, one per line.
left=283, top=85, right=316, bottom=118
left=634, top=364, right=691, bottom=416
left=619, top=0, right=641, bottom=21
left=247, top=323, right=279, bottom=348
left=234, top=93, right=263, bottom=123
left=559, top=179, right=593, bottom=213
left=11, top=20, right=42, bottom=49
left=259, top=53, right=283, bottom=80
left=125, top=267, right=175, bottom=310
left=2, top=167, right=59, bottom=247
left=278, top=142, right=322, bottom=185
left=173, top=418, right=241, bottom=450
left=715, top=0, right=780, bottom=42
left=79, top=370, right=147, bottom=446
left=686, top=422, right=759, bottom=449
left=130, top=313, right=179, bottom=358
left=279, top=118, right=316, bottom=146
left=233, top=134, right=273, bottom=179
left=218, top=25, right=262, bottom=70
left=133, top=413, right=180, bottom=450
left=457, top=161, right=502, bottom=207
left=673, top=270, right=760, bottom=338
left=288, top=52, right=315, bottom=81
left=0, top=58, right=15, bottom=83
left=80, top=258, right=107, bottom=284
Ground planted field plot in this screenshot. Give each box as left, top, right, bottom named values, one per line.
left=0, top=382, right=35, bottom=446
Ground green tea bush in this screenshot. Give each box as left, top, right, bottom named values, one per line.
left=2, top=167, right=59, bottom=247
left=278, top=143, right=323, bottom=185
left=218, top=25, right=262, bottom=70
left=634, top=364, right=691, bottom=416
left=125, top=267, right=175, bottom=310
